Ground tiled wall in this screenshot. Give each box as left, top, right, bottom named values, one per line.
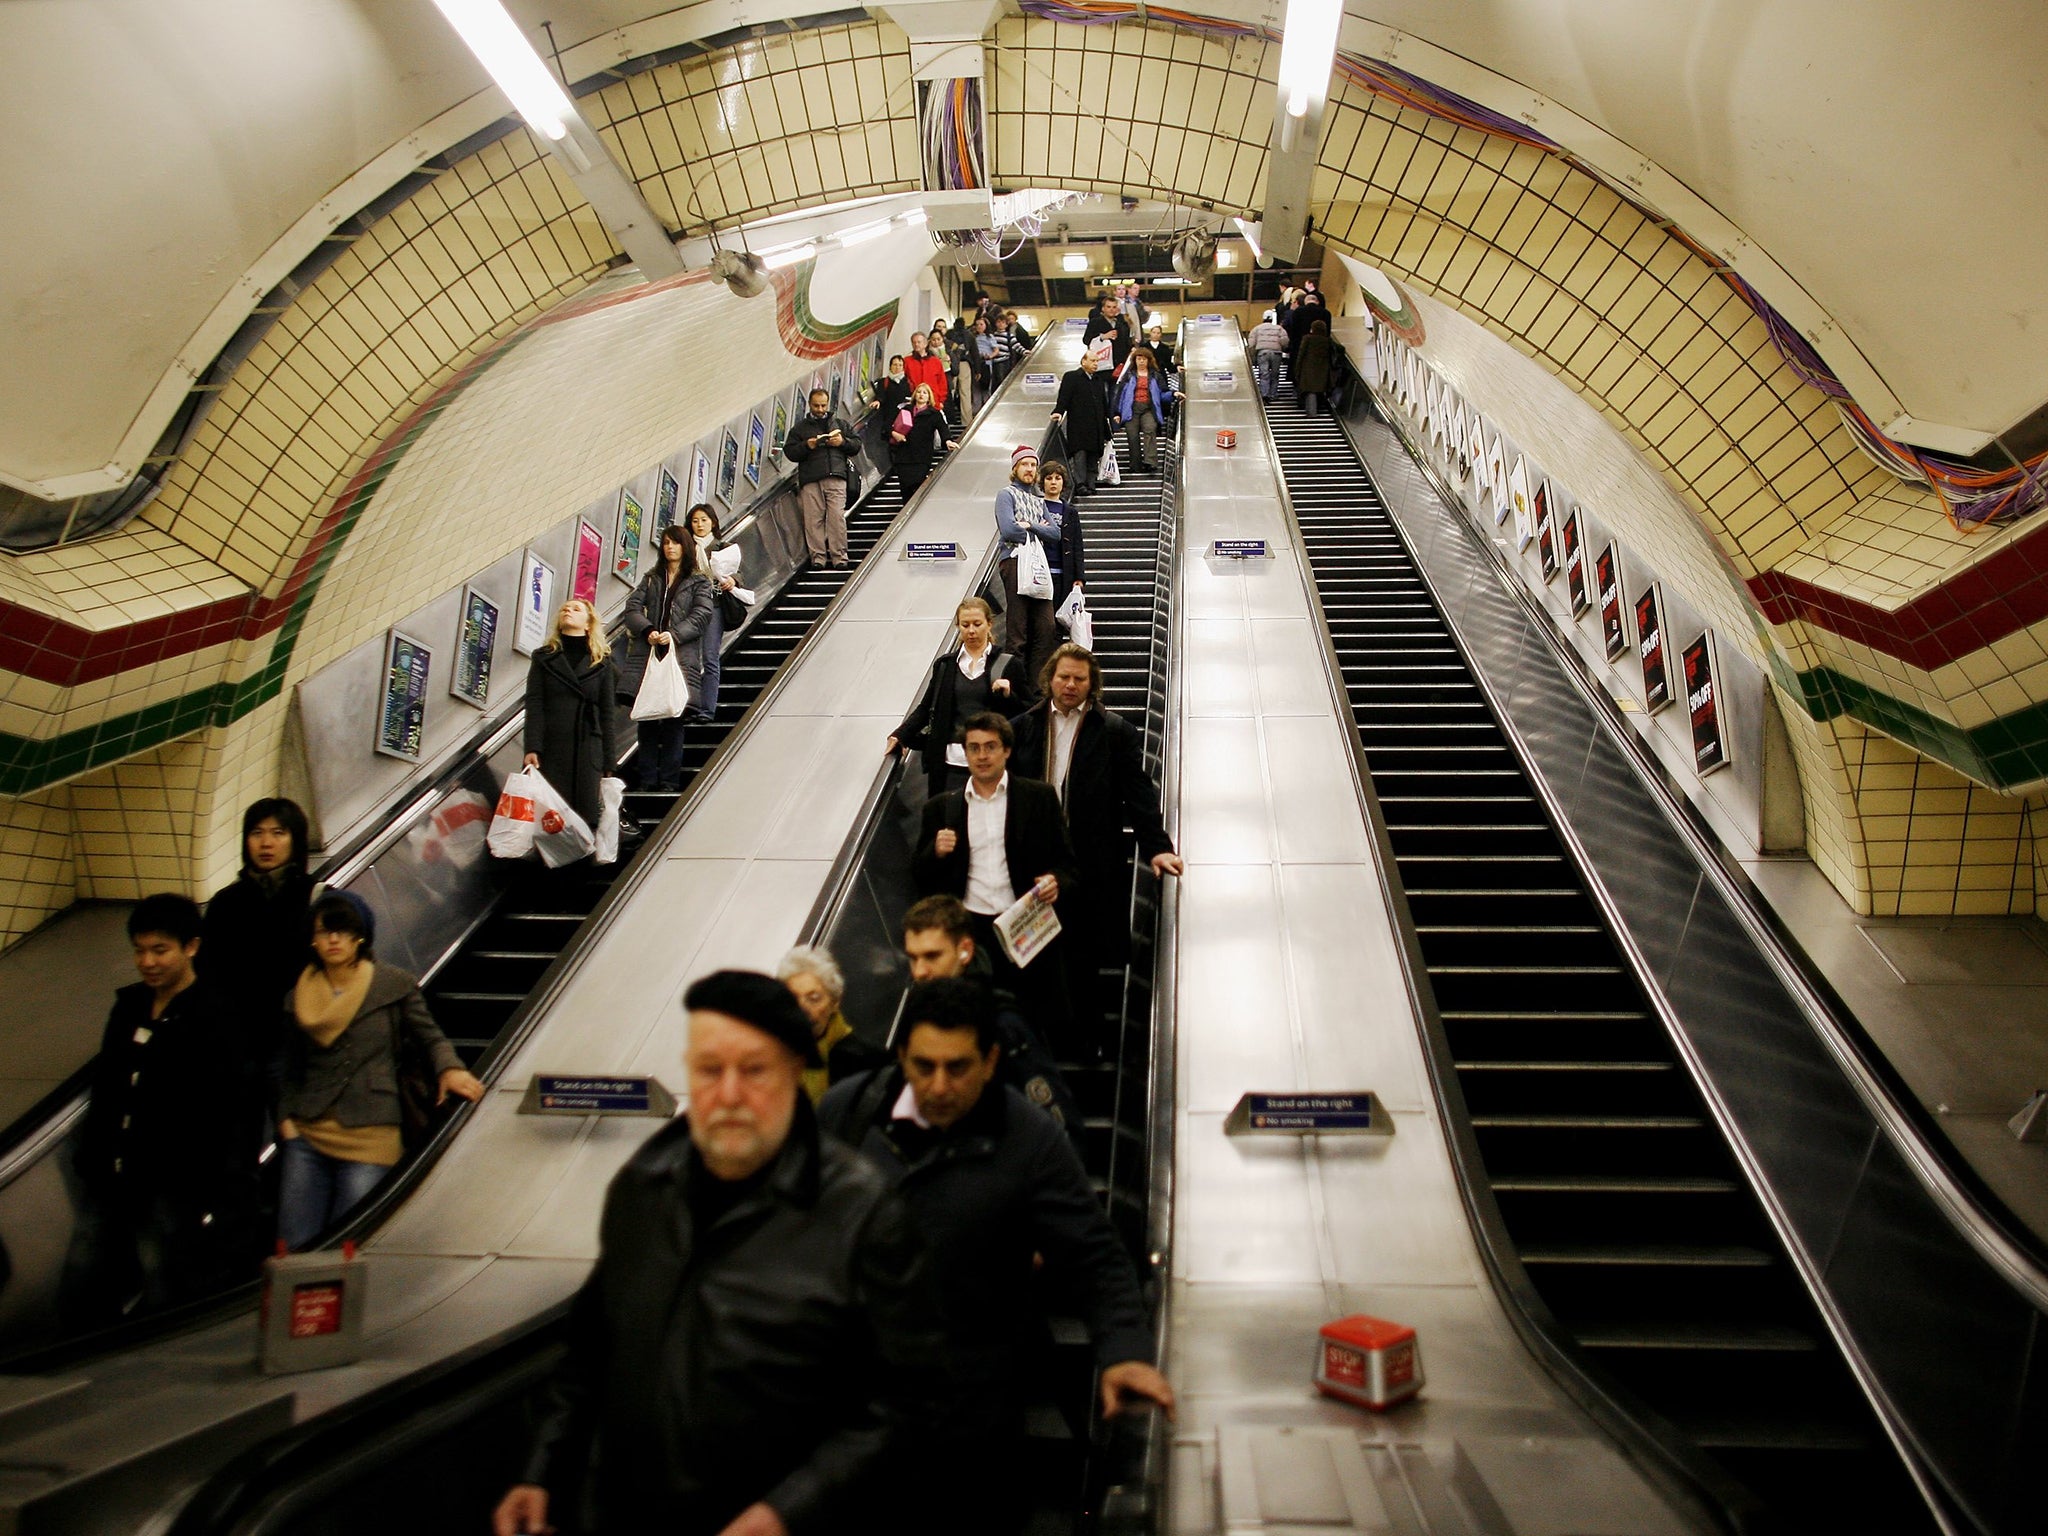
left=7, top=8, right=2048, bottom=944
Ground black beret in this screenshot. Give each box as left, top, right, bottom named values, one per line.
left=683, top=969, right=822, bottom=1067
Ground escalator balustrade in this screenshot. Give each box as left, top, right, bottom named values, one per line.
left=1260, top=370, right=1933, bottom=1536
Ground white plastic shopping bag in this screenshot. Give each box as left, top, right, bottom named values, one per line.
left=593, top=776, right=627, bottom=865
left=487, top=768, right=544, bottom=860
left=529, top=771, right=596, bottom=867
left=1055, top=586, right=1095, bottom=649
left=631, top=645, right=690, bottom=721
left=1098, top=442, right=1121, bottom=486
left=1016, top=539, right=1054, bottom=601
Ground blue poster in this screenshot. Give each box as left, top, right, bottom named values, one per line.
left=654, top=467, right=680, bottom=535
left=450, top=587, right=497, bottom=708
left=377, top=629, right=432, bottom=761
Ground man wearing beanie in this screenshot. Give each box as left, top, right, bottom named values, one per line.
left=993, top=445, right=1060, bottom=700
left=498, top=970, right=947, bottom=1536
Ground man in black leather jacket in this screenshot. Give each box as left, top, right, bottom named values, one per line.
left=496, top=971, right=948, bottom=1536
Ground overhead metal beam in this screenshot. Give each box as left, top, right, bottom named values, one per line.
left=546, top=109, right=686, bottom=280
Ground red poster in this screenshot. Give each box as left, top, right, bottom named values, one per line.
left=1596, top=545, right=1627, bottom=659
left=1684, top=632, right=1728, bottom=774
left=572, top=520, right=603, bottom=603
left=1563, top=513, right=1589, bottom=615
left=1534, top=482, right=1557, bottom=583
left=1635, top=583, right=1670, bottom=712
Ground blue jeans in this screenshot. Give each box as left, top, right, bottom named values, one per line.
left=278, top=1136, right=390, bottom=1251
left=691, top=605, right=725, bottom=723
left=1253, top=350, right=1281, bottom=399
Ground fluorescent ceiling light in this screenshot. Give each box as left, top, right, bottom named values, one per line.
left=1062, top=251, right=1090, bottom=272
left=837, top=218, right=894, bottom=246
left=761, top=242, right=817, bottom=269
left=430, top=0, right=575, bottom=141
left=1216, top=247, right=1236, bottom=269
left=1156, top=276, right=1195, bottom=286
left=1276, top=0, right=1344, bottom=118
left=900, top=208, right=929, bottom=226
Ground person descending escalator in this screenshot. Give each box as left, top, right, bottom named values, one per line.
left=274, top=893, right=482, bottom=1250
left=1051, top=340, right=1113, bottom=499
left=495, top=970, right=950, bottom=1536
left=889, top=597, right=1019, bottom=798
left=64, top=895, right=264, bottom=1327
left=818, top=978, right=1174, bottom=1536
left=993, top=446, right=1061, bottom=699
left=525, top=597, right=621, bottom=826
left=890, top=383, right=953, bottom=502
left=777, top=944, right=887, bottom=1103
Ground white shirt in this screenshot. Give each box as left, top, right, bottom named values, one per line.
left=963, top=771, right=1013, bottom=916
left=1048, top=700, right=1088, bottom=801
left=946, top=648, right=993, bottom=767
left=890, top=1082, right=931, bottom=1128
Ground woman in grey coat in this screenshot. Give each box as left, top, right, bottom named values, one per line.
left=276, top=892, right=481, bottom=1249
left=619, top=525, right=714, bottom=792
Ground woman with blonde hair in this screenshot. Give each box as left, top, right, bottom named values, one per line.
left=523, top=596, right=619, bottom=830
left=889, top=596, right=1018, bottom=794
left=890, top=381, right=954, bottom=500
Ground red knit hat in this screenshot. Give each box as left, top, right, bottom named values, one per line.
left=1011, top=444, right=1038, bottom=469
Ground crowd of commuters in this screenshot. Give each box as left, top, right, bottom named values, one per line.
left=51, top=285, right=1281, bottom=1531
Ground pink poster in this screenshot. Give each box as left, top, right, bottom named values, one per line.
left=573, top=520, right=603, bottom=602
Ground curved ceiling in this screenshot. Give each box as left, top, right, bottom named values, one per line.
left=3, top=0, right=2045, bottom=495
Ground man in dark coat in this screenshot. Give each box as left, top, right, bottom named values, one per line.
left=818, top=978, right=1171, bottom=1533
left=782, top=388, right=863, bottom=566
left=1051, top=341, right=1112, bottom=497
left=912, top=711, right=1082, bottom=1055
left=1081, top=292, right=1133, bottom=371
left=1010, top=644, right=1181, bottom=1032
left=64, top=894, right=258, bottom=1326
left=497, top=971, right=949, bottom=1536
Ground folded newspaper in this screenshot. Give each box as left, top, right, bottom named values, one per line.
left=993, top=886, right=1062, bottom=968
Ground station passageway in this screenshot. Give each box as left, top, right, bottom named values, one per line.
left=6, top=6, right=2048, bottom=1532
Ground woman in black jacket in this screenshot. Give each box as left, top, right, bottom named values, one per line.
left=1038, top=461, right=1086, bottom=613
left=891, top=382, right=953, bottom=500
left=200, top=797, right=316, bottom=1047
left=888, top=597, right=1018, bottom=793
left=524, top=597, right=619, bottom=825
left=276, top=893, right=480, bottom=1249
left=618, top=528, right=713, bottom=792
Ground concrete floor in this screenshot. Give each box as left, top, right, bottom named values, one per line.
left=0, top=903, right=132, bottom=1125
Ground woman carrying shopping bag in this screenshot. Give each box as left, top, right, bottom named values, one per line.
left=523, top=597, right=620, bottom=831
left=1038, top=460, right=1086, bottom=620
left=618, top=527, right=713, bottom=791
left=687, top=504, right=745, bottom=723
left=892, top=382, right=954, bottom=500
left=994, top=444, right=1061, bottom=701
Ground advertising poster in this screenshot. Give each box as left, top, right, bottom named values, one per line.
left=654, top=467, right=680, bottom=536
left=1508, top=454, right=1534, bottom=549
left=572, top=520, right=603, bottom=603
left=1534, top=482, right=1558, bottom=583
left=717, top=429, right=741, bottom=506
left=745, top=413, right=766, bottom=488
left=828, top=365, right=843, bottom=417
left=450, top=586, right=498, bottom=708
left=1486, top=434, right=1509, bottom=524
left=859, top=346, right=874, bottom=394
left=1683, top=631, right=1729, bottom=774
left=614, top=487, right=644, bottom=585
left=1563, top=512, right=1590, bottom=616
left=1595, top=544, right=1627, bottom=659
left=772, top=394, right=791, bottom=462
left=514, top=549, right=554, bottom=655
left=690, top=447, right=712, bottom=508
left=1635, top=582, right=1671, bottom=712
left=376, top=629, right=432, bottom=761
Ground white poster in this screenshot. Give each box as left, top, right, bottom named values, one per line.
left=514, top=548, right=554, bottom=655
left=1509, top=454, right=1535, bottom=549
left=1486, top=433, right=1510, bottom=525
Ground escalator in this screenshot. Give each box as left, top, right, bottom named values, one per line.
left=1259, top=373, right=1935, bottom=1535
left=421, top=475, right=909, bottom=1069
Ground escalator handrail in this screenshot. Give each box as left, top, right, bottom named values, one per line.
left=0, top=399, right=932, bottom=1378
left=795, top=328, right=1070, bottom=949
left=1342, top=386, right=1968, bottom=1530
left=1360, top=383, right=2048, bottom=1319
left=154, top=335, right=1064, bottom=1530
left=1248, top=334, right=1759, bottom=1535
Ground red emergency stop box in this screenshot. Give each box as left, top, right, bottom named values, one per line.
left=1215, top=429, right=1237, bottom=449
left=1314, top=1314, right=1423, bottom=1410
